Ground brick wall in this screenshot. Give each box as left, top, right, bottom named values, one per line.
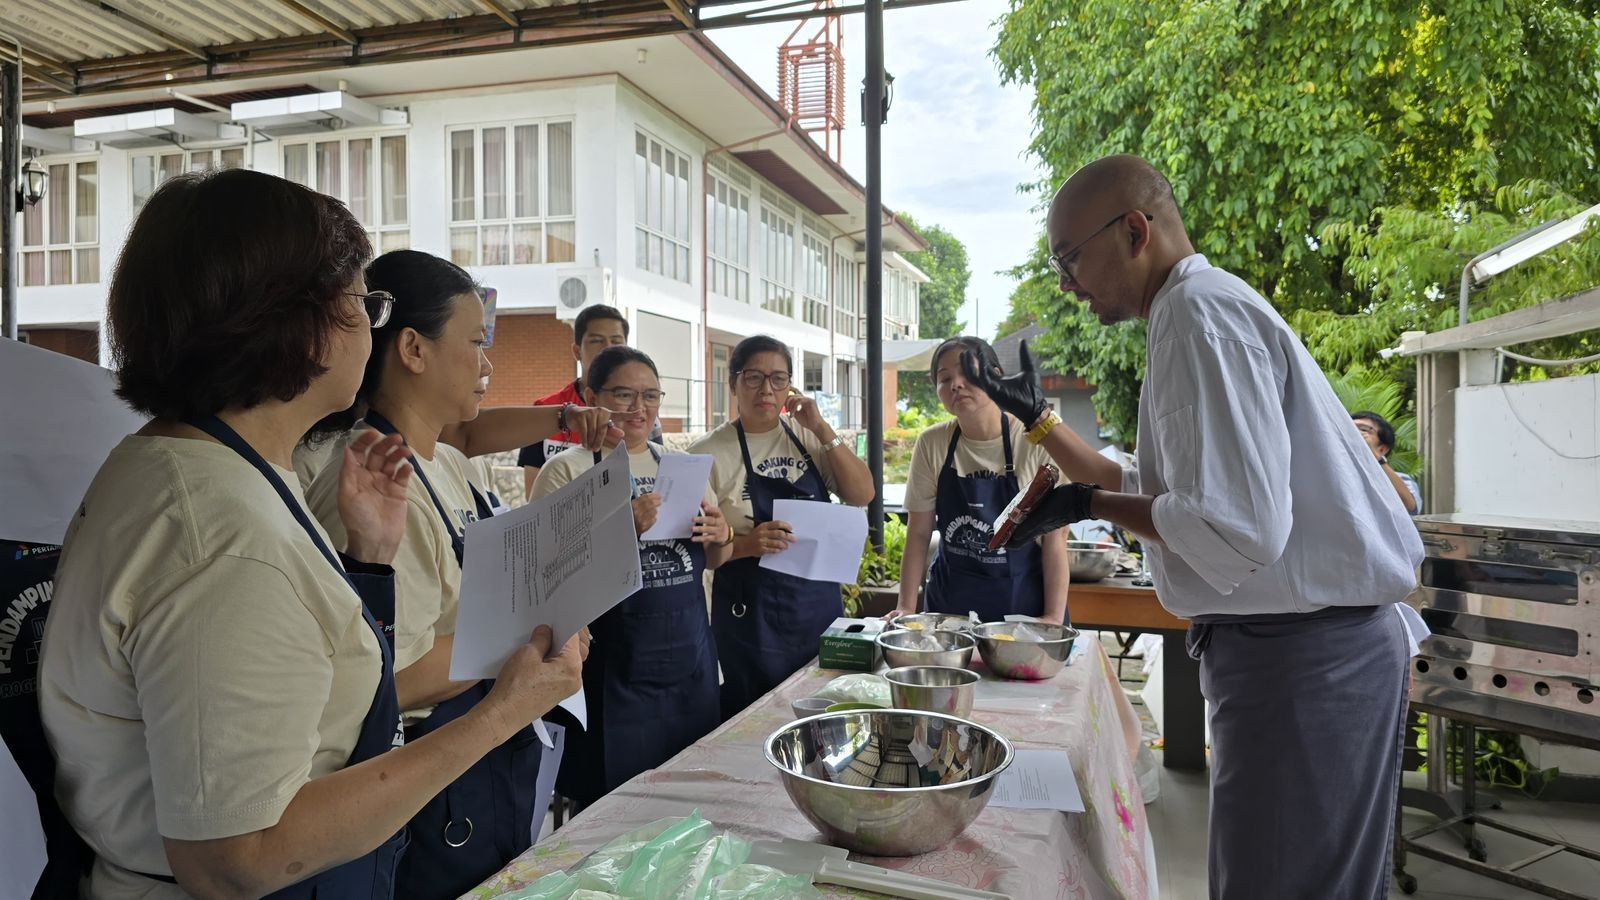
left=22, top=329, right=98, bottom=364
left=484, top=313, right=577, bottom=406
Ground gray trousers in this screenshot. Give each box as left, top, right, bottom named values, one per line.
left=1192, top=604, right=1409, bottom=900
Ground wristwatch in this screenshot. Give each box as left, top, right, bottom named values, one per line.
left=557, top=402, right=573, bottom=432
left=819, top=434, right=848, bottom=453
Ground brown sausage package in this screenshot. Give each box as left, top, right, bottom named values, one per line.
left=987, top=463, right=1060, bottom=551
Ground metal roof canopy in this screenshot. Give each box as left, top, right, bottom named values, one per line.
left=0, top=0, right=958, bottom=100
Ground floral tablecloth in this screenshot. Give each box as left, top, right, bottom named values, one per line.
left=467, top=640, right=1151, bottom=900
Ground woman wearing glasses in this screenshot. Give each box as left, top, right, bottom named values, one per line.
left=690, top=335, right=875, bottom=719
left=37, top=171, right=584, bottom=900
left=304, top=250, right=608, bottom=900
left=530, top=346, right=732, bottom=808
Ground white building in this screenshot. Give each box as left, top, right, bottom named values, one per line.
left=14, top=31, right=926, bottom=431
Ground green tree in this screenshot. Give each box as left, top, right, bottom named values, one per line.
left=992, top=0, right=1600, bottom=440
left=898, top=213, right=971, bottom=411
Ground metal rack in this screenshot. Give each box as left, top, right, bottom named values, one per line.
left=1396, top=515, right=1600, bottom=898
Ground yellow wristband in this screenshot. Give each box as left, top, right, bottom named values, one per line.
left=1026, top=409, right=1060, bottom=444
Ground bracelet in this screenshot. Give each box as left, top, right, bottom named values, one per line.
left=1025, top=409, right=1061, bottom=444
left=819, top=433, right=848, bottom=453
left=719, top=524, right=737, bottom=547
left=557, top=402, right=572, bottom=432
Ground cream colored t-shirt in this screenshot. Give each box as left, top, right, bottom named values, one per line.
left=688, top=418, right=841, bottom=537
left=904, top=416, right=1056, bottom=514
left=293, top=431, right=347, bottom=492
left=308, top=430, right=481, bottom=681
left=39, top=436, right=385, bottom=899
left=532, top=442, right=717, bottom=508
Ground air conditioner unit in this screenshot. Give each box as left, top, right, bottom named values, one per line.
left=553, top=268, right=614, bottom=321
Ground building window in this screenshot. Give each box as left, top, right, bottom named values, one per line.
left=885, top=267, right=918, bottom=339
left=22, top=158, right=98, bottom=286
left=801, top=230, right=830, bottom=328
left=832, top=249, right=859, bottom=338
left=131, top=147, right=245, bottom=211
left=448, top=120, right=575, bottom=267
left=282, top=134, right=410, bottom=252
left=706, top=171, right=750, bottom=302
left=759, top=204, right=796, bottom=317
left=635, top=132, right=692, bottom=282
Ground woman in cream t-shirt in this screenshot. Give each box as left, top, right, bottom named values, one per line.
left=690, top=335, right=875, bottom=720
left=36, top=170, right=583, bottom=900
left=306, top=250, right=610, bottom=900
left=531, top=346, right=731, bottom=810
left=892, top=336, right=1070, bottom=624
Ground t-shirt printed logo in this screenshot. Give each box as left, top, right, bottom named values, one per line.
left=639, top=541, right=695, bottom=588
left=740, top=455, right=810, bottom=501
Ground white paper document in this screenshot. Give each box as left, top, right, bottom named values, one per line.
left=1, top=739, right=46, bottom=900
left=988, top=748, right=1085, bottom=812
left=759, top=499, right=867, bottom=584
left=638, top=453, right=713, bottom=541
left=450, top=448, right=641, bottom=680
left=0, top=340, right=148, bottom=543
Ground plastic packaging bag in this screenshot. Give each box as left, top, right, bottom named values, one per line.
left=813, top=673, right=890, bottom=707
left=491, top=812, right=823, bottom=900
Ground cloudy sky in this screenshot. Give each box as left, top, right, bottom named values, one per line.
left=707, top=0, right=1046, bottom=340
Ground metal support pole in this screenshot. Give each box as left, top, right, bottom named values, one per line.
left=1, top=61, right=20, bottom=341
left=863, top=0, right=885, bottom=551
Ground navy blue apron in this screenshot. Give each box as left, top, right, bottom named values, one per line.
left=362, top=412, right=542, bottom=900
left=711, top=421, right=842, bottom=720
left=924, top=416, right=1049, bottom=622
left=187, top=415, right=409, bottom=899
left=556, top=446, right=719, bottom=810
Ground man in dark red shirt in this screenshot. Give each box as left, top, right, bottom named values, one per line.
left=518, top=304, right=628, bottom=494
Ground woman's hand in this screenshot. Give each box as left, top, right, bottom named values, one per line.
left=483, top=626, right=584, bottom=738
left=736, top=520, right=796, bottom=557
left=565, top=404, right=624, bottom=452
left=691, top=501, right=730, bottom=545
left=783, top=388, right=827, bottom=434
left=338, top=430, right=413, bottom=565
left=631, top=492, right=663, bottom=536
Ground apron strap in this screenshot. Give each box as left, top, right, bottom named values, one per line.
left=364, top=410, right=469, bottom=562
left=942, top=417, right=1014, bottom=476
left=187, top=416, right=352, bottom=587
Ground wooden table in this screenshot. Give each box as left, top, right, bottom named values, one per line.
left=1069, top=577, right=1207, bottom=771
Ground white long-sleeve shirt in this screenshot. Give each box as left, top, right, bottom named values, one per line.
left=1126, top=255, right=1423, bottom=618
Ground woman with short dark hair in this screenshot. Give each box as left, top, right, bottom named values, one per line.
left=1352, top=411, right=1420, bottom=514
left=690, top=334, right=875, bottom=719
left=37, top=170, right=584, bottom=900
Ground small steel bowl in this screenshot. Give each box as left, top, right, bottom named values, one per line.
left=971, top=621, right=1079, bottom=681
left=791, top=696, right=835, bottom=718
left=892, top=612, right=975, bottom=634
left=884, top=665, right=980, bottom=719
left=765, top=709, right=1014, bottom=856
left=876, top=628, right=976, bottom=670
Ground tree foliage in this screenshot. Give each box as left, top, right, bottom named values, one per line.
left=992, top=0, right=1600, bottom=442
left=898, top=212, right=972, bottom=410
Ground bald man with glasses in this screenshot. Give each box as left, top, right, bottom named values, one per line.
left=967, top=154, right=1426, bottom=900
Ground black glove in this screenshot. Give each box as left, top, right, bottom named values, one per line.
left=961, top=339, right=1047, bottom=426
left=1003, top=482, right=1101, bottom=549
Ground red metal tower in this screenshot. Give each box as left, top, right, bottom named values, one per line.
left=777, top=4, right=846, bottom=163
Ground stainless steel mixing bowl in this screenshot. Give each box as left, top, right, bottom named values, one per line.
left=971, top=621, right=1079, bottom=680
left=876, top=628, right=976, bottom=669
left=884, top=665, right=980, bottom=718
left=1066, top=540, right=1118, bottom=582
left=765, top=709, right=1014, bottom=856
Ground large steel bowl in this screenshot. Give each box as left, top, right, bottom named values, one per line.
left=972, top=621, right=1079, bottom=681
left=1066, top=540, right=1118, bottom=582
left=884, top=665, right=980, bottom=718
left=765, top=710, right=1014, bottom=856
left=876, top=628, right=976, bottom=669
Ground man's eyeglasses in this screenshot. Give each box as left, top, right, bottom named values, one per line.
left=347, top=290, right=394, bottom=329
left=598, top=387, right=666, bottom=408
left=1046, top=211, right=1153, bottom=282
left=737, top=370, right=791, bottom=392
